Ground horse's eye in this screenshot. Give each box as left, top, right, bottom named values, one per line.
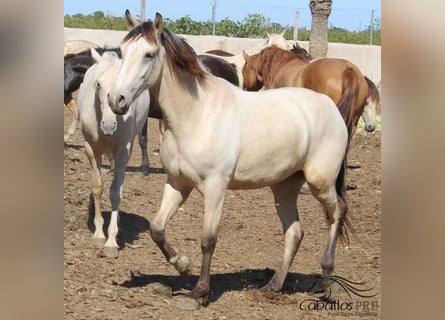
left=144, top=53, right=154, bottom=59
left=96, top=82, right=101, bottom=89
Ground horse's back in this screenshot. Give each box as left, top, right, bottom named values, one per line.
left=271, top=59, right=308, bottom=88
left=296, top=58, right=367, bottom=105
left=64, top=40, right=98, bottom=56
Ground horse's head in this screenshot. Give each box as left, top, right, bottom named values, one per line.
left=265, top=30, right=291, bottom=50
left=290, top=43, right=313, bottom=62
left=361, top=76, right=381, bottom=132
left=242, top=51, right=263, bottom=91
left=91, top=48, right=122, bottom=136
left=109, top=13, right=166, bottom=115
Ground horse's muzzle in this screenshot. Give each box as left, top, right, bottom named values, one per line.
left=365, top=124, right=376, bottom=132
left=108, top=93, right=129, bottom=115
left=101, top=120, right=117, bottom=136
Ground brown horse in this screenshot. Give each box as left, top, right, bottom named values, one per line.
left=242, top=46, right=369, bottom=141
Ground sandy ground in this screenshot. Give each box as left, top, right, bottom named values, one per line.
left=64, top=108, right=381, bottom=319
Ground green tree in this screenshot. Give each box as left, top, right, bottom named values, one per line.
left=93, top=11, right=105, bottom=19
left=216, top=18, right=240, bottom=36
left=239, top=13, right=272, bottom=37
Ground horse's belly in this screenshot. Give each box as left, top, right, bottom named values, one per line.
left=229, top=148, right=305, bottom=190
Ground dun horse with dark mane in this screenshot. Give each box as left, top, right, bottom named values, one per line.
left=108, top=13, right=351, bottom=308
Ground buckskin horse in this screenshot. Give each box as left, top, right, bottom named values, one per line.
left=108, top=13, right=351, bottom=308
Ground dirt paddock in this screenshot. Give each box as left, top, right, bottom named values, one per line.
left=64, top=109, right=381, bottom=319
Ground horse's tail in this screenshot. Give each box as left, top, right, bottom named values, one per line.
left=337, top=67, right=360, bottom=140
left=334, top=152, right=355, bottom=245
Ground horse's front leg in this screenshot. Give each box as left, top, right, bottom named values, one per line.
left=84, top=141, right=105, bottom=247
left=138, top=118, right=150, bottom=176
left=187, top=178, right=227, bottom=306
left=103, top=146, right=130, bottom=257
left=150, top=177, right=193, bottom=274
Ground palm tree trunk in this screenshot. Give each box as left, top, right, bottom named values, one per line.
left=309, top=0, right=332, bottom=59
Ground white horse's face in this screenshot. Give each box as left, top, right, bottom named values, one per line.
left=109, top=36, right=163, bottom=115
left=94, top=53, right=121, bottom=135
left=361, top=97, right=378, bottom=132
left=265, top=31, right=290, bottom=50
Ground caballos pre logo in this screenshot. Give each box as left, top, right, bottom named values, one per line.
left=299, top=298, right=354, bottom=311
left=298, top=275, right=379, bottom=316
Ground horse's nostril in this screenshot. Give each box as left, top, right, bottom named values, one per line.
left=118, top=95, right=125, bottom=105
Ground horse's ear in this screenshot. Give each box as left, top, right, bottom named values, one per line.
left=266, top=32, right=271, bottom=38
left=242, top=50, right=250, bottom=62
left=154, top=12, right=164, bottom=32
left=124, top=9, right=140, bottom=30
left=280, top=29, right=286, bottom=37
left=91, top=48, right=102, bottom=63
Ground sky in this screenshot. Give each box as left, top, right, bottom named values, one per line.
left=64, top=0, right=381, bottom=31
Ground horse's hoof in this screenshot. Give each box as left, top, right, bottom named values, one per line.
left=92, top=237, right=106, bottom=248
left=177, top=256, right=193, bottom=276
left=103, top=246, right=119, bottom=258
left=141, top=165, right=150, bottom=176
left=175, top=296, right=200, bottom=310
left=258, top=284, right=280, bottom=293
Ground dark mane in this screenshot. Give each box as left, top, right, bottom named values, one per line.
left=123, top=22, right=207, bottom=94
left=364, top=76, right=381, bottom=104
left=290, top=44, right=313, bottom=62
left=256, top=46, right=300, bottom=86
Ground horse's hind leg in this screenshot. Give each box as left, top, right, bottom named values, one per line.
left=261, top=172, right=305, bottom=292
left=305, top=166, right=348, bottom=289
left=150, top=177, right=193, bottom=275
left=138, top=118, right=150, bottom=176
left=84, top=141, right=106, bottom=247
left=64, top=99, right=78, bottom=143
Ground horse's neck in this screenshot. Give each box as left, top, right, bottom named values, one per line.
left=155, top=64, right=202, bottom=130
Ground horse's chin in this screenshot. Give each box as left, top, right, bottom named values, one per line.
left=110, top=105, right=129, bottom=116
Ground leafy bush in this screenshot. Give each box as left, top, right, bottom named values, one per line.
left=64, top=13, right=381, bottom=45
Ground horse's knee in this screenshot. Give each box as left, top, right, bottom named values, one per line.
left=201, top=235, right=217, bottom=253
left=91, top=184, right=102, bottom=197
left=287, top=222, right=304, bottom=243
